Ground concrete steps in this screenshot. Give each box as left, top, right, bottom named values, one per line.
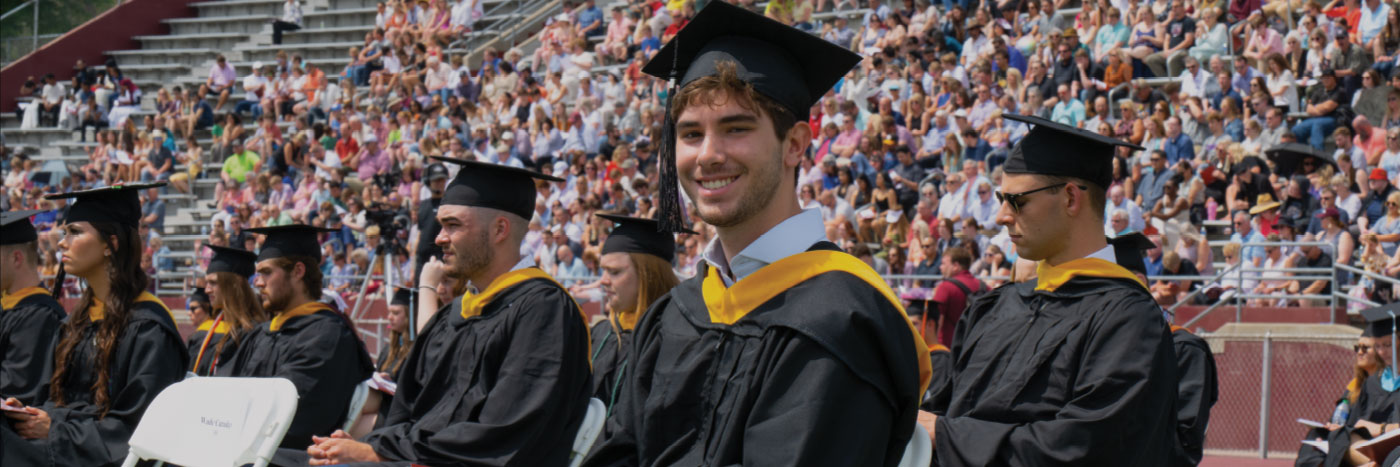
left=136, top=32, right=264, bottom=51
left=190, top=0, right=287, bottom=18
left=164, top=14, right=276, bottom=36
left=106, top=48, right=219, bottom=67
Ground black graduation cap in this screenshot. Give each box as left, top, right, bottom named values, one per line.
left=430, top=156, right=563, bottom=220
left=1001, top=114, right=1142, bottom=189
left=44, top=182, right=166, bottom=228
left=391, top=286, right=415, bottom=306
left=244, top=224, right=337, bottom=263
left=190, top=287, right=211, bottom=306
left=205, top=245, right=257, bottom=278
left=1, top=209, right=41, bottom=245
left=1109, top=232, right=1157, bottom=275
left=642, top=1, right=861, bottom=232
left=1362, top=302, right=1400, bottom=338
left=598, top=214, right=694, bottom=263
left=905, top=299, right=927, bottom=318
left=29, top=172, right=51, bottom=186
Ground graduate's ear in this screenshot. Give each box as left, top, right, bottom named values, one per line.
left=291, top=260, right=307, bottom=285
left=782, top=122, right=812, bottom=171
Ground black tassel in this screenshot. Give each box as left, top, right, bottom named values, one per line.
left=51, top=263, right=66, bottom=298
left=656, top=79, right=685, bottom=234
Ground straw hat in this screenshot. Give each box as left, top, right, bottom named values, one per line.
left=1248, top=194, right=1281, bottom=215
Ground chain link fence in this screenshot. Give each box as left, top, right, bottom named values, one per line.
left=1203, top=332, right=1359, bottom=459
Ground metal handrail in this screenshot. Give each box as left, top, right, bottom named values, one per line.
left=1169, top=261, right=1241, bottom=316
left=0, top=0, right=35, bottom=21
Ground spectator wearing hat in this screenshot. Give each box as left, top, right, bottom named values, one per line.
left=1251, top=193, right=1285, bottom=236
left=1332, top=29, right=1374, bottom=95
left=1293, top=68, right=1350, bottom=150
left=1362, top=168, right=1399, bottom=229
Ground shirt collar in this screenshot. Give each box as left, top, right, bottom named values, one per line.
left=702, top=208, right=828, bottom=286
left=1086, top=243, right=1117, bottom=263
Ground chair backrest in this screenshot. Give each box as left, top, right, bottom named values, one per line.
left=341, top=379, right=372, bottom=433
left=897, top=423, right=933, bottom=467
left=121, top=377, right=299, bottom=467
left=568, top=398, right=607, bottom=467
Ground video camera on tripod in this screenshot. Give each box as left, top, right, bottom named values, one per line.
left=364, top=203, right=410, bottom=252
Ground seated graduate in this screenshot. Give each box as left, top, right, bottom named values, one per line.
left=1310, top=303, right=1400, bottom=467
left=189, top=245, right=266, bottom=376
left=1296, top=333, right=1385, bottom=466
left=1, top=210, right=66, bottom=407
left=920, top=116, right=1178, bottom=466
left=589, top=214, right=688, bottom=413
left=377, top=287, right=414, bottom=383
left=304, top=158, right=592, bottom=465
left=216, top=225, right=374, bottom=450
left=1111, top=232, right=1220, bottom=467
left=3, top=183, right=188, bottom=467
left=585, top=4, right=930, bottom=465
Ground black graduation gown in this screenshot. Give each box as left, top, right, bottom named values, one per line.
left=0, top=288, right=66, bottom=406
left=1320, top=374, right=1400, bottom=467
left=1171, top=326, right=1219, bottom=467
left=362, top=276, right=591, bottom=466
left=585, top=245, right=928, bottom=467
left=1295, top=388, right=1352, bottom=467
left=185, top=319, right=237, bottom=377
left=217, top=305, right=374, bottom=450
left=589, top=319, right=630, bottom=412
left=922, top=345, right=954, bottom=414
left=2, top=295, right=187, bottom=467
left=934, top=277, right=1178, bottom=466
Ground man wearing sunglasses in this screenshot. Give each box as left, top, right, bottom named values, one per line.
left=921, top=114, right=1177, bottom=466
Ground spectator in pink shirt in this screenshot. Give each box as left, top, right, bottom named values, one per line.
left=1355, top=115, right=1389, bottom=169
left=206, top=54, right=238, bottom=112
left=1242, top=13, right=1285, bottom=68
left=829, top=114, right=863, bottom=158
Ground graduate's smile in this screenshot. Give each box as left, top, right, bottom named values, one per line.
left=695, top=173, right=741, bottom=197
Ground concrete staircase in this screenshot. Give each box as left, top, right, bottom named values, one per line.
left=2, top=0, right=557, bottom=295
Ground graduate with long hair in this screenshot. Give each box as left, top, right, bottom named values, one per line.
left=189, top=245, right=266, bottom=376
left=2, top=183, right=188, bottom=467
left=589, top=214, right=687, bottom=412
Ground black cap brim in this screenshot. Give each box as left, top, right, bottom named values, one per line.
left=391, top=286, right=415, bottom=306
left=641, top=1, right=860, bottom=120
left=1108, top=232, right=1156, bottom=275
left=431, top=156, right=562, bottom=220
left=205, top=245, right=258, bottom=278
left=45, top=182, right=166, bottom=228
left=244, top=224, right=337, bottom=263
left=1362, top=302, right=1400, bottom=338
left=1001, top=114, right=1141, bottom=189
left=598, top=213, right=694, bottom=262
left=1, top=209, right=42, bottom=245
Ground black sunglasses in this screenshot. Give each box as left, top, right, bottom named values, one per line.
left=995, top=183, right=1078, bottom=214
left=1356, top=344, right=1374, bottom=353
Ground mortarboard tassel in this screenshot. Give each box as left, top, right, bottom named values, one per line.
left=656, top=40, right=685, bottom=234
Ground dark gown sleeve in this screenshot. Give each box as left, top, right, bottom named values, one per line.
left=934, top=293, right=1176, bottom=466
left=1, top=305, right=64, bottom=406
left=277, top=319, right=373, bottom=448
left=1173, top=332, right=1219, bottom=467
left=734, top=331, right=903, bottom=466
left=366, top=287, right=591, bottom=465
left=43, top=320, right=186, bottom=466
left=922, top=350, right=954, bottom=414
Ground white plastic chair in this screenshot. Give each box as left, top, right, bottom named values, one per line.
left=568, top=398, right=607, bottom=467
left=898, top=423, right=933, bottom=467
left=341, top=379, right=373, bottom=433
left=121, top=377, right=299, bottom=467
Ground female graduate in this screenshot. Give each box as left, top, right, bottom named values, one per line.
left=189, top=245, right=266, bottom=376
left=590, top=214, right=686, bottom=412
left=2, top=183, right=188, bottom=467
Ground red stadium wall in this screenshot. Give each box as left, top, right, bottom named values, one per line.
left=1175, top=306, right=1346, bottom=333
left=0, top=0, right=200, bottom=113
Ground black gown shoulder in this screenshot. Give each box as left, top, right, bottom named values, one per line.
left=1, top=291, right=66, bottom=406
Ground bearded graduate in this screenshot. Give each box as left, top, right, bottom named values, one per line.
left=584, top=3, right=931, bottom=465
left=188, top=245, right=266, bottom=376
left=3, top=183, right=188, bottom=467
left=919, top=115, right=1179, bottom=466
left=304, top=158, right=591, bottom=466
left=0, top=210, right=66, bottom=407
left=589, top=214, right=687, bottom=412
left=216, top=224, right=374, bottom=453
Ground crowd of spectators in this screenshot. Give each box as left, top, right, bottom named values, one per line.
left=4, top=0, right=1400, bottom=310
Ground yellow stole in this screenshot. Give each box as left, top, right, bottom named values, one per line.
left=1, top=286, right=49, bottom=309
left=700, top=250, right=934, bottom=397
left=458, top=267, right=591, bottom=366
left=269, top=301, right=332, bottom=332
left=90, top=291, right=175, bottom=323
left=197, top=318, right=232, bottom=334
left=1034, top=257, right=1147, bottom=293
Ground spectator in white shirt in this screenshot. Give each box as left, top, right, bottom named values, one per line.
left=39, top=73, right=64, bottom=127
left=272, top=0, right=303, bottom=45
left=963, top=179, right=999, bottom=230
left=938, top=173, right=968, bottom=221
left=1178, top=56, right=1213, bottom=98
left=235, top=63, right=267, bottom=119
left=1105, top=184, right=1147, bottom=233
